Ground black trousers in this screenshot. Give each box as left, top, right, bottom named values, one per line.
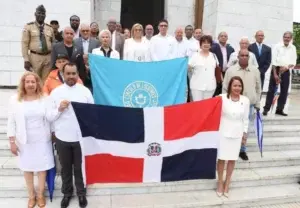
left=264, top=69, right=290, bottom=112
left=260, top=72, right=265, bottom=89
left=187, top=76, right=191, bottom=102
left=56, top=138, right=86, bottom=197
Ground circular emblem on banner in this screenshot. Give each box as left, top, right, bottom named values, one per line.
left=123, top=81, right=158, bottom=108
left=147, top=142, right=162, bottom=156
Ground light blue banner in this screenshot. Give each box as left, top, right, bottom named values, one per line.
left=89, top=54, right=188, bottom=107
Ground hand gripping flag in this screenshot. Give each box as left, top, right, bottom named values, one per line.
left=89, top=55, right=188, bottom=107
left=72, top=97, right=222, bottom=184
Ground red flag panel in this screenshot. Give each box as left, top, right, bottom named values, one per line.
left=164, top=97, right=222, bottom=141
left=85, top=154, right=144, bottom=184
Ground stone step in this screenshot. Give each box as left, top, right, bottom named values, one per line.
left=1, top=150, right=300, bottom=177
left=0, top=184, right=300, bottom=208
left=253, top=202, right=300, bottom=208
left=1, top=165, right=300, bottom=195
left=1, top=137, right=300, bottom=157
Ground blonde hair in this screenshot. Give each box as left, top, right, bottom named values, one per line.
left=131, top=23, right=143, bottom=39
left=17, top=72, right=43, bottom=101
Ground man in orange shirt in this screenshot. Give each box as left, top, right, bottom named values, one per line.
left=43, top=54, right=82, bottom=95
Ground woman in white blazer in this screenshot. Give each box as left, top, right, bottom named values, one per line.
left=92, top=29, right=120, bottom=59
left=217, top=76, right=250, bottom=198
left=7, top=72, right=54, bottom=208
left=123, top=23, right=151, bottom=62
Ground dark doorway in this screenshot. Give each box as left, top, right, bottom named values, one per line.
left=120, top=0, right=165, bottom=34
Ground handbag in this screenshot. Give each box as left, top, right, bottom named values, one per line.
left=213, top=54, right=222, bottom=83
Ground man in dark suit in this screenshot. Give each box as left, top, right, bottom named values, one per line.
left=74, top=23, right=100, bottom=55
left=248, top=30, right=272, bottom=89
left=107, top=18, right=125, bottom=59
left=51, top=27, right=82, bottom=68
left=51, top=27, right=92, bottom=88
left=210, top=32, right=235, bottom=96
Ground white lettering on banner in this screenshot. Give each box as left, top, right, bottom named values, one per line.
left=123, top=81, right=159, bottom=108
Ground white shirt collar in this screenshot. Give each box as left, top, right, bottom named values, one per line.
left=82, top=38, right=89, bottom=42
left=158, top=33, right=169, bottom=37
left=280, top=42, right=292, bottom=48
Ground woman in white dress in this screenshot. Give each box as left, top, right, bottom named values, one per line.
left=188, top=35, right=219, bottom=101
left=123, top=23, right=151, bottom=62
left=92, top=29, right=120, bottom=59
left=217, top=76, right=250, bottom=197
left=7, top=72, right=54, bottom=208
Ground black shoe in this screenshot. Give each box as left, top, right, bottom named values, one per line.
left=262, top=110, right=268, bottom=116
left=61, top=196, right=72, bottom=208
left=239, top=152, right=249, bottom=161
left=275, top=110, right=288, bottom=116
left=78, top=196, right=88, bottom=208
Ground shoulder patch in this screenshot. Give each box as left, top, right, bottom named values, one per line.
left=27, top=22, right=34, bottom=25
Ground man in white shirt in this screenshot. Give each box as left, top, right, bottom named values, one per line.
left=48, top=63, right=94, bottom=208
left=149, top=19, right=175, bottom=61
left=227, top=37, right=259, bottom=68
left=184, top=25, right=200, bottom=58
left=263, top=31, right=297, bottom=116
left=172, top=27, right=189, bottom=58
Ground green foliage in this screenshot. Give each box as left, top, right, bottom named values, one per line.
left=293, top=22, right=300, bottom=64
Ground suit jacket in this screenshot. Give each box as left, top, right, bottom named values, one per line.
left=51, top=42, right=82, bottom=68
left=248, top=43, right=272, bottom=74
left=210, top=43, right=235, bottom=71
left=109, top=31, right=125, bottom=59
left=74, top=37, right=100, bottom=54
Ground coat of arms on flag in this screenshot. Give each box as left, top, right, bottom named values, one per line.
left=72, top=97, right=222, bottom=185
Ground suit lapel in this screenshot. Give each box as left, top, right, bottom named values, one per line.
left=88, top=39, right=92, bottom=53
left=252, top=43, right=259, bottom=57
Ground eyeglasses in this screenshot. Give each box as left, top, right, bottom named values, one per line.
left=81, top=30, right=90, bottom=33
left=135, top=29, right=142, bottom=31
left=159, top=25, right=168, bottom=27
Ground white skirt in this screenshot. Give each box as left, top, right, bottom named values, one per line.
left=217, top=136, right=242, bottom=161
left=17, top=140, right=55, bottom=172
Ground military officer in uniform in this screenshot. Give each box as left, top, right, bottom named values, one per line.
left=22, top=5, right=54, bottom=82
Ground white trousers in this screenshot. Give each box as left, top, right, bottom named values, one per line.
left=191, top=90, right=214, bottom=101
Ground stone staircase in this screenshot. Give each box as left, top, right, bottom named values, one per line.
left=1, top=89, right=300, bottom=207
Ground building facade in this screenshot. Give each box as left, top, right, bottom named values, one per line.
left=0, top=0, right=294, bottom=90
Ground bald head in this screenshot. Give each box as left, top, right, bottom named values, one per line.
left=238, top=49, right=250, bottom=67
left=175, top=27, right=184, bottom=41
left=194, top=28, right=202, bottom=40
left=63, top=27, right=75, bottom=43
left=255, top=30, right=264, bottom=44
left=80, top=23, right=91, bottom=40
left=107, top=18, right=117, bottom=33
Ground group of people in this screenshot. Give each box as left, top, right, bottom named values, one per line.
left=11, top=3, right=297, bottom=208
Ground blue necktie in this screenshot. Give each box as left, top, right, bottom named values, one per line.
left=258, top=45, right=262, bottom=56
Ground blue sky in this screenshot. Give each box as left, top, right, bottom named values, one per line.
left=294, top=0, right=300, bottom=22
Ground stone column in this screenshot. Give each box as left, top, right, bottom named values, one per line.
left=93, top=0, right=121, bottom=29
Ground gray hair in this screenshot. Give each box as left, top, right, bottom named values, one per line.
left=240, top=36, right=249, bottom=43
left=99, top=29, right=111, bottom=39
left=283, top=31, right=293, bottom=37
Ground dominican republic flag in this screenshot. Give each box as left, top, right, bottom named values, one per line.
left=72, top=97, right=222, bottom=184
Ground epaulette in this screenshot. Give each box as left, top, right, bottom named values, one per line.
left=27, top=22, right=34, bottom=25
left=45, top=23, right=51, bottom=27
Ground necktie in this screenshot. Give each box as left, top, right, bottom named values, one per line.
left=258, top=45, right=262, bottom=56
left=39, top=25, right=48, bottom=53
